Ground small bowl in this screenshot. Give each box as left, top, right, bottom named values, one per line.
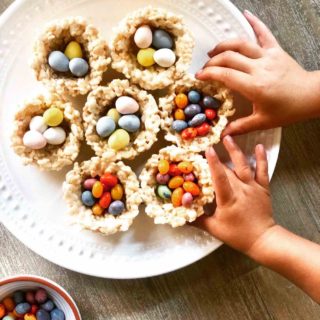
left=0, top=275, right=81, bottom=319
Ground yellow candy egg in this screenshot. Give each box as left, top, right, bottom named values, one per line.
left=178, top=161, right=193, bottom=174
left=137, top=48, right=156, bottom=67
left=107, top=108, right=121, bottom=124
left=158, top=159, right=170, bottom=175
left=92, top=204, right=104, bottom=216
left=92, top=181, right=103, bottom=198
left=111, top=184, right=124, bottom=200
left=43, top=107, right=64, bottom=127
left=64, top=41, right=83, bottom=59
left=108, top=129, right=130, bottom=151
left=174, top=109, right=185, bottom=120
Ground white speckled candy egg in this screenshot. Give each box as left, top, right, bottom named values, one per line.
left=115, top=96, right=139, bottom=115
left=154, top=48, right=176, bottom=68
left=134, top=25, right=153, bottom=49
left=23, top=130, right=47, bottom=149
left=29, top=116, right=48, bottom=133
left=43, top=127, right=66, bottom=145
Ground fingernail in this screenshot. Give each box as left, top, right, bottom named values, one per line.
left=224, top=135, right=233, bottom=143
left=244, top=9, right=254, bottom=16
left=195, top=69, right=203, bottom=76
left=257, top=144, right=264, bottom=152
left=206, top=147, right=216, bottom=157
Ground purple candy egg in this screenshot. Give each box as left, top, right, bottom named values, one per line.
left=83, top=178, right=97, bottom=190
left=35, top=288, right=48, bottom=304
left=156, top=173, right=170, bottom=185
left=183, top=173, right=195, bottom=182
left=182, top=192, right=193, bottom=207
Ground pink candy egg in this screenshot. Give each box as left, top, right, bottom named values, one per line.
left=182, top=192, right=193, bottom=207
left=83, top=178, right=97, bottom=190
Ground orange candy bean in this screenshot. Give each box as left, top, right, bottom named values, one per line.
left=174, top=109, right=185, bottom=120
left=171, top=187, right=184, bottom=207
left=111, top=184, right=124, bottom=200
left=0, top=304, right=5, bottom=318
left=183, top=181, right=200, bottom=196
left=3, top=297, right=15, bottom=311
left=168, top=163, right=181, bottom=176
left=178, top=161, right=193, bottom=174
left=92, top=204, right=104, bottom=216
left=175, top=93, right=188, bottom=109
left=24, top=314, right=36, bottom=320
left=92, top=181, right=104, bottom=198
left=158, top=159, right=170, bottom=175
left=168, top=176, right=184, bottom=189
left=181, top=127, right=197, bottom=140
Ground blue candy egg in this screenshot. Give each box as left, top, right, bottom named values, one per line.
left=13, top=291, right=25, bottom=304
left=188, top=113, right=206, bottom=127
left=118, top=115, right=141, bottom=133
left=184, top=104, right=202, bottom=118
left=15, top=302, right=31, bottom=315
left=188, top=90, right=201, bottom=104
left=108, top=200, right=125, bottom=215
left=96, top=116, right=116, bottom=138
left=69, top=57, right=89, bottom=77
left=82, top=191, right=95, bottom=206
left=51, top=308, right=66, bottom=320
left=48, top=51, right=69, bottom=72
left=41, top=300, right=55, bottom=312
left=203, top=96, right=220, bottom=109
left=152, top=29, right=173, bottom=49
left=172, top=120, right=188, bottom=132
left=37, top=309, right=51, bottom=320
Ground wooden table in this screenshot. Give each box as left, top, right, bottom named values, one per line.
left=1, top=0, right=320, bottom=319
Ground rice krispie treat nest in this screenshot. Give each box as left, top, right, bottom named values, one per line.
left=110, top=7, right=194, bottom=90
left=139, top=146, right=214, bottom=227
left=32, top=16, right=111, bottom=97
left=159, top=74, right=234, bottom=152
left=11, top=93, right=83, bottom=171
left=83, top=79, right=161, bottom=161
left=63, top=157, right=141, bottom=235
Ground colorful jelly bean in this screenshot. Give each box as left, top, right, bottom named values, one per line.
left=31, top=304, right=39, bottom=314
left=100, top=173, right=118, bottom=189
left=172, top=120, right=188, bottom=133
left=111, top=184, right=124, bottom=200
left=205, top=108, right=217, bottom=120
left=99, top=192, right=112, bottom=209
left=81, top=191, right=95, bottom=206
left=157, top=185, right=172, bottom=199
left=36, top=309, right=50, bottom=320
left=50, top=308, right=65, bottom=320
left=35, top=289, right=47, bottom=304
left=188, top=113, right=206, bottom=127
left=13, top=291, right=25, bottom=304
left=196, top=122, right=211, bottom=136
left=175, top=93, right=188, bottom=109
left=184, top=104, right=201, bottom=118
left=25, top=292, right=35, bottom=304
left=178, top=162, right=193, bottom=174
left=3, top=297, right=15, bottom=312
left=168, top=164, right=182, bottom=176
left=24, top=314, right=37, bottom=320
left=108, top=200, right=125, bottom=215
left=171, top=187, right=184, bottom=207
left=40, top=300, right=54, bottom=312
left=181, top=127, right=197, bottom=140
left=203, top=96, right=220, bottom=109
left=0, top=304, right=5, bottom=318
left=158, top=159, right=170, bottom=174
left=168, top=176, right=184, bottom=189
left=183, top=173, right=195, bottom=182
left=83, top=178, right=97, bottom=190
left=183, top=181, right=200, bottom=196
left=174, top=109, right=185, bottom=121
left=188, top=90, right=201, bottom=104
left=156, top=173, right=170, bottom=184
left=15, top=302, right=31, bottom=315
left=92, top=204, right=104, bottom=216
left=182, top=192, right=193, bottom=207
left=92, top=181, right=104, bottom=198
left=3, top=315, right=15, bottom=320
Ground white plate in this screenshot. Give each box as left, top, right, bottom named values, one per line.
left=0, top=0, right=281, bottom=279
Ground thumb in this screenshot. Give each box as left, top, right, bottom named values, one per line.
left=222, top=114, right=262, bottom=137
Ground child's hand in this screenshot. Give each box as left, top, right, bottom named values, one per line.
left=195, top=136, right=276, bottom=255
left=196, top=11, right=320, bottom=136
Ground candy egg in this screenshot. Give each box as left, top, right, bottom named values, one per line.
left=158, top=159, right=170, bottom=174
left=183, top=181, right=200, bottom=196
left=0, top=304, right=5, bottom=318
left=182, top=192, right=193, bottom=207
left=81, top=191, right=95, bottom=206
left=35, top=288, right=47, bottom=304
left=178, top=161, right=193, bottom=174
left=171, top=187, right=184, bottom=207
left=64, top=41, right=83, bottom=59
left=23, top=130, right=47, bottom=150
left=172, top=120, right=188, bottom=132
left=168, top=176, right=184, bottom=189
left=115, top=96, right=139, bottom=114
left=108, top=200, right=125, bottom=216
left=137, top=48, right=155, bottom=67
left=181, top=127, right=197, bottom=140
left=69, top=57, right=89, bottom=77
left=48, top=51, right=69, bottom=72
left=50, top=308, right=65, bottom=320
left=31, top=304, right=39, bottom=314
left=107, top=108, right=121, bottom=124
left=15, top=303, right=31, bottom=315
left=3, top=297, right=15, bottom=312
left=96, top=116, right=116, bottom=138
left=168, top=164, right=182, bottom=176
left=157, top=185, right=172, bottom=200
left=188, top=90, right=201, bottom=104
left=111, top=184, right=124, bottom=200
left=43, top=107, right=64, bottom=127
left=36, top=309, right=50, bottom=320
left=134, top=25, right=153, bottom=49
left=205, top=108, right=217, bottom=120
left=43, top=127, right=66, bottom=145
left=100, top=173, right=118, bottom=189
left=92, top=204, right=104, bottom=216
left=175, top=93, right=188, bottom=109
left=108, top=129, right=130, bottom=151
left=188, top=113, right=206, bottom=127
left=24, top=314, right=37, bottom=320
left=99, top=192, right=112, bottom=209
left=152, top=29, right=173, bottom=49
left=154, top=48, right=176, bottom=68
left=3, top=316, right=15, bottom=320
left=174, top=109, right=185, bottom=120
left=41, top=300, right=54, bottom=312
left=83, top=178, right=97, bottom=190
left=203, top=96, right=220, bottom=109
left=92, top=181, right=104, bottom=198
left=118, top=115, right=141, bottom=133
left=13, top=291, right=25, bottom=304
left=196, top=122, right=211, bottom=136
left=184, top=104, right=202, bottom=118
left=183, top=173, right=195, bottom=182
left=156, top=173, right=170, bottom=184
left=29, top=116, right=48, bottom=133
left=26, top=291, right=35, bottom=304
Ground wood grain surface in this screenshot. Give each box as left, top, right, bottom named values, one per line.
left=1, top=0, right=320, bottom=319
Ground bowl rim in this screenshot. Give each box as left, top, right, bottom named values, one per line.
left=0, top=275, right=81, bottom=320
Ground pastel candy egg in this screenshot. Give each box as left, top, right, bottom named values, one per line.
left=29, top=116, right=48, bottom=133
left=182, top=192, right=193, bottom=207
left=48, top=51, right=69, bottom=72
left=184, top=173, right=195, bottom=182
left=118, top=115, right=141, bottom=133
left=184, top=104, right=202, bottom=118
left=111, top=184, right=124, bottom=200
left=156, top=173, right=170, bottom=185
left=157, top=185, right=172, bottom=200
left=171, top=187, right=184, bottom=207
left=13, top=291, right=25, bottom=304
left=24, top=314, right=37, bottom=320
left=15, top=302, right=31, bottom=315
left=107, top=108, right=121, bottom=124
left=3, top=316, right=15, bottom=320
left=134, top=25, right=153, bottom=49
left=108, top=129, right=130, bottom=151
left=50, top=308, right=65, bottom=320
left=81, top=191, right=95, bottom=207
left=188, top=113, right=206, bottom=127
left=172, top=120, right=188, bottom=132
left=92, top=181, right=104, bottom=198
left=43, top=127, right=66, bottom=145
left=96, top=116, right=116, bottom=138
left=108, top=200, right=125, bottom=215
left=35, top=288, right=47, bottom=304
left=64, top=41, right=83, bottom=59
left=83, top=178, right=97, bottom=190
left=154, top=48, right=176, bottom=68
left=115, top=96, right=139, bottom=114
left=188, top=90, right=201, bottom=104
left=41, top=300, right=54, bottom=312
left=203, top=96, right=220, bottom=109
left=0, top=304, right=4, bottom=318
left=137, top=48, right=155, bottom=67
left=43, top=107, right=64, bottom=127
left=36, top=309, right=50, bottom=320
left=152, top=29, right=173, bottom=49
left=69, top=58, right=89, bottom=77
left=23, top=131, right=47, bottom=150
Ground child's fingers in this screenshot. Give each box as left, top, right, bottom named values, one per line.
left=191, top=214, right=219, bottom=235
left=203, top=51, right=254, bottom=74
left=205, top=147, right=234, bottom=206
left=196, top=66, right=253, bottom=100
left=208, top=39, right=263, bottom=59
left=255, top=144, right=270, bottom=189
left=223, top=136, right=253, bottom=183
left=222, top=115, right=262, bottom=137
left=244, top=10, right=279, bottom=49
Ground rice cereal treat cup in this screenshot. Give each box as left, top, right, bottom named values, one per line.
left=11, top=93, right=83, bottom=171
left=111, top=7, right=194, bottom=90
left=139, top=146, right=214, bottom=227
left=63, top=157, right=141, bottom=235
left=159, top=74, right=234, bottom=152
left=32, top=16, right=111, bottom=97
left=83, top=79, right=160, bottom=161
